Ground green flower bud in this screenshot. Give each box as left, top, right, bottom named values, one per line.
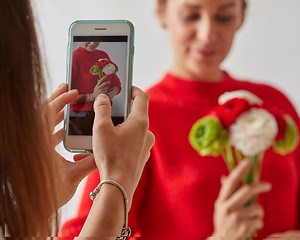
left=189, top=117, right=228, bottom=156
left=90, top=65, right=101, bottom=76
left=273, top=115, right=299, bottom=155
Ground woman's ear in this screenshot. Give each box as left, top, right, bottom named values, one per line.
left=156, top=1, right=167, bottom=29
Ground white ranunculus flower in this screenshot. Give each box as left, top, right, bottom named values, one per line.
left=218, top=90, right=263, bottom=106
left=102, top=63, right=116, bottom=75
left=98, top=58, right=109, bottom=62
left=229, top=108, right=278, bottom=156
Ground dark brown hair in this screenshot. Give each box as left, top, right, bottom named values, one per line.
left=0, top=0, right=60, bottom=237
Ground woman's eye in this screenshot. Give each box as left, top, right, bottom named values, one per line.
left=216, top=15, right=234, bottom=23
left=180, top=12, right=199, bottom=21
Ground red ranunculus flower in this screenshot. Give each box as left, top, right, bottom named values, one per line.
left=215, top=98, right=251, bottom=128
left=93, top=62, right=100, bottom=67
left=98, top=59, right=110, bottom=69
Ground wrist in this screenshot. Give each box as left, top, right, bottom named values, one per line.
left=87, top=93, right=95, bottom=102
left=98, top=172, right=134, bottom=207
left=82, top=182, right=130, bottom=238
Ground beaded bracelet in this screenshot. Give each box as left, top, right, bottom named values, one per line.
left=90, top=180, right=131, bottom=240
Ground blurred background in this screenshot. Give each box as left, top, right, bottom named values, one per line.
left=32, top=0, right=300, bottom=226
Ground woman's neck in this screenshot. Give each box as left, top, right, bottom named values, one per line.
left=170, top=65, right=224, bottom=83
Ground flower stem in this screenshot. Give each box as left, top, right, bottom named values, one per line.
left=225, top=143, right=235, bottom=171
left=246, top=155, right=259, bottom=240
left=254, top=152, right=264, bottom=184
left=222, top=150, right=232, bottom=173
left=242, top=155, right=255, bottom=185
left=234, top=148, right=243, bottom=163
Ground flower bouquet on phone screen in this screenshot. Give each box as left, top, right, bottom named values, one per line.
left=90, top=58, right=119, bottom=80
left=89, top=58, right=120, bottom=94
left=189, top=90, right=299, bottom=238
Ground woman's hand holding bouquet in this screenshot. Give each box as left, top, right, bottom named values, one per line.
left=190, top=90, right=299, bottom=239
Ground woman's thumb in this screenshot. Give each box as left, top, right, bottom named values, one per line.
left=93, top=94, right=113, bottom=127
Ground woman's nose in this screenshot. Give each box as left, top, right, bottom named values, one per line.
left=196, top=16, right=216, bottom=45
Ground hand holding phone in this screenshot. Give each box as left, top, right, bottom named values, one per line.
left=92, top=87, right=155, bottom=204
left=64, top=20, right=134, bottom=152
left=46, top=84, right=97, bottom=207
left=78, top=87, right=155, bottom=237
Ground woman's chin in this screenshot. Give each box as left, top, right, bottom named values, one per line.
left=186, top=63, right=222, bottom=80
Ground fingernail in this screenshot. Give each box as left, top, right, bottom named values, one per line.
left=241, top=159, right=251, bottom=167
left=69, top=89, right=78, bottom=94
left=264, top=183, right=272, bottom=190
left=59, top=83, right=65, bottom=88
left=96, top=94, right=108, bottom=100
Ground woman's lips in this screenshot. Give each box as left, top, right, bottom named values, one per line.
left=192, top=48, right=217, bottom=59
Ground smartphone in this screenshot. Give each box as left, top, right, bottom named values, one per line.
left=63, top=20, right=134, bottom=153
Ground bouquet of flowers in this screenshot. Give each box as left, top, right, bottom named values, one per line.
left=90, top=58, right=119, bottom=80
left=189, top=90, right=299, bottom=208
left=189, top=90, right=299, bottom=238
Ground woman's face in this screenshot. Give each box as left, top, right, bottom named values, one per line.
left=157, top=0, right=245, bottom=80
left=81, top=42, right=100, bottom=52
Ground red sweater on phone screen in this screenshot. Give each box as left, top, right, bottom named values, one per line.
left=60, top=72, right=300, bottom=239
left=70, top=47, right=121, bottom=111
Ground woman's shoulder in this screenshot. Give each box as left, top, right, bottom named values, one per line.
left=231, top=75, right=299, bottom=119
left=146, top=72, right=290, bottom=102
left=93, top=49, right=110, bottom=59
left=230, top=74, right=290, bottom=102
left=146, top=74, right=172, bottom=99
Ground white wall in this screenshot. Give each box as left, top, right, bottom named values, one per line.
left=32, top=0, right=300, bottom=225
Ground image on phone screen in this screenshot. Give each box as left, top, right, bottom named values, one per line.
left=69, top=35, right=128, bottom=136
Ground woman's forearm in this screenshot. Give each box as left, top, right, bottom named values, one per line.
left=71, top=93, right=95, bottom=104
left=77, top=183, right=127, bottom=239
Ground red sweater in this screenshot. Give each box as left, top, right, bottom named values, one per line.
left=70, top=47, right=121, bottom=111
left=60, top=72, right=300, bottom=239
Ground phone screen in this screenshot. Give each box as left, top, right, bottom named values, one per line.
left=69, top=36, right=128, bottom=136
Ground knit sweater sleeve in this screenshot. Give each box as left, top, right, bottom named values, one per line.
left=266, top=86, right=300, bottom=229
left=292, top=109, right=300, bottom=229
left=290, top=112, right=300, bottom=230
